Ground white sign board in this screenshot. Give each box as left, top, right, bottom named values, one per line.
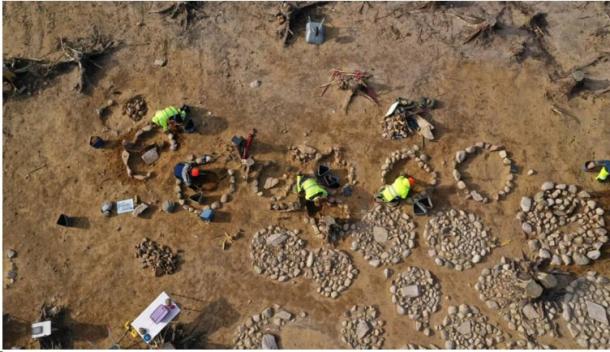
left=131, top=292, right=181, bottom=343
left=116, top=199, right=135, bottom=214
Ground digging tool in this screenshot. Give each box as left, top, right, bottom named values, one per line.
left=242, top=129, right=256, bottom=159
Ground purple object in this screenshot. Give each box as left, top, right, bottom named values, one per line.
left=150, top=304, right=170, bottom=324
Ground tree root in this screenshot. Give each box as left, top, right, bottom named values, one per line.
left=3, top=30, right=116, bottom=97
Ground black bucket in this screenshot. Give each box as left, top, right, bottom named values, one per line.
left=413, top=202, right=428, bottom=216
left=316, top=165, right=331, bottom=178
left=57, top=214, right=73, bottom=227
left=323, top=174, right=340, bottom=189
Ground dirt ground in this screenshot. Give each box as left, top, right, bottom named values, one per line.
left=3, top=1, right=610, bottom=349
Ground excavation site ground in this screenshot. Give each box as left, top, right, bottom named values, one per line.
left=2, top=1, right=610, bottom=349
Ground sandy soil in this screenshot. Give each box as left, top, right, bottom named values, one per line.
left=3, top=1, right=610, bottom=349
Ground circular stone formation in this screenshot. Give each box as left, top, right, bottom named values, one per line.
left=175, top=160, right=237, bottom=216
left=424, top=209, right=497, bottom=271
left=475, top=256, right=558, bottom=337
left=561, top=271, right=610, bottom=349
left=379, top=145, right=438, bottom=186
left=453, top=142, right=514, bottom=203
left=518, top=182, right=607, bottom=266
left=304, top=248, right=359, bottom=299
left=390, top=266, right=441, bottom=332
left=351, top=204, right=417, bottom=267
left=250, top=226, right=308, bottom=282
left=340, top=305, right=385, bottom=349
left=438, top=304, right=505, bottom=349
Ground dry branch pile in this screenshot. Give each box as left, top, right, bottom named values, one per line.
left=3, top=30, right=117, bottom=97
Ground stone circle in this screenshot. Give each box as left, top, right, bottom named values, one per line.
left=453, top=142, right=514, bottom=202
left=518, top=182, right=607, bottom=265
left=340, top=305, right=385, bottom=349
left=233, top=305, right=296, bottom=349
left=475, top=256, right=559, bottom=337
left=304, top=248, right=358, bottom=299
left=437, top=304, right=505, bottom=349
left=561, top=271, right=610, bottom=349
left=351, top=204, right=417, bottom=267
left=390, top=266, right=441, bottom=330
left=250, top=226, right=308, bottom=282
left=380, top=145, right=438, bottom=186
left=175, top=159, right=237, bottom=217
left=424, top=209, right=497, bottom=271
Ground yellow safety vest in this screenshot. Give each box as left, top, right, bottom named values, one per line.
left=296, top=176, right=328, bottom=201
left=381, top=176, right=411, bottom=202
left=151, top=106, right=186, bottom=131
left=597, top=167, right=609, bottom=181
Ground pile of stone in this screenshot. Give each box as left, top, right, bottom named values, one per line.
left=379, top=145, right=438, bottom=186
left=269, top=178, right=296, bottom=203
left=390, top=266, right=441, bottom=334
left=308, top=215, right=354, bottom=244
left=424, top=209, right=497, bottom=271
left=437, top=304, right=505, bottom=349
left=250, top=226, right=308, bottom=282
left=289, top=144, right=321, bottom=163
left=134, top=238, right=179, bottom=276
left=233, top=305, right=297, bottom=349
left=122, top=95, right=147, bottom=121
left=351, top=204, right=417, bottom=267
left=475, top=256, right=558, bottom=337
left=381, top=97, right=435, bottom=140
left=505, top=339, right=551, bottom=349
left=518, top=182, right=607, bottom=266
left=340, top=305, right=385, bottom=349
left=560, top=271, right=610, bottom=348
left=5, top=249, right=18, bottom=287
left=304, top=248, right=358, bottom=299
left=269, top=201, right=301, bottom=212
left=453, top=142, right=514, bottom=202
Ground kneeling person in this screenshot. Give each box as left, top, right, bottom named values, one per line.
left=152, top=105, right=195, bottom=133
left=376, top=175, right=415, bottom=206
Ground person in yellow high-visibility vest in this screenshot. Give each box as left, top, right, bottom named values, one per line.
left=151, top=105, right=195, bottom=133
left=583, top=160, right=609, bottom=182
left=375, top=175, right=415, bottom=206
left=295, top=175, right=328, bottom=205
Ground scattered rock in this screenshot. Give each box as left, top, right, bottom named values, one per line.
left=264, top=177, right=279, bottom=190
